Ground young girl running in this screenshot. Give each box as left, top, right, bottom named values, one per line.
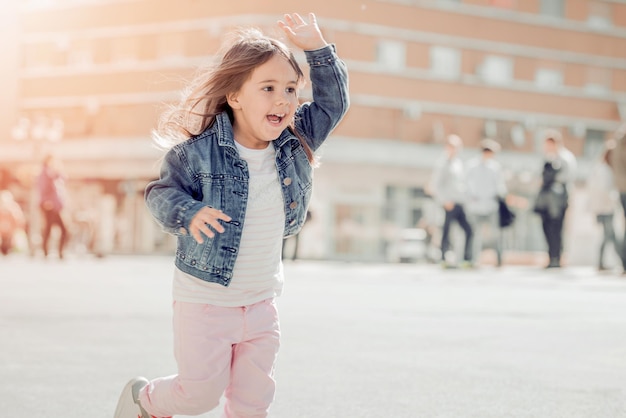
left=113, top=12, right=349, bottom=418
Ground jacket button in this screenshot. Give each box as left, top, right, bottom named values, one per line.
left=289, top=201, right=298, bottom=209
left=283, top=177, right=292, bottom=186
left=179, top=227, right=187, bottom=235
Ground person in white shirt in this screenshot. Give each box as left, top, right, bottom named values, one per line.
left=465, top=139, right=507, bottom=267
left=430, top=134, right=473, bottom=268
left=588, top=140, right=619, bottom=271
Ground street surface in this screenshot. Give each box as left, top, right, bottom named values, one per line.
left=1, top=255, right=626, bottom=417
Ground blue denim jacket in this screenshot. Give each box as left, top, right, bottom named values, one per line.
left=145, top=44, right=349, bottom=286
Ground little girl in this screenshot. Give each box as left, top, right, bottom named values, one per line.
left=114, top=12, right=349, bottom=418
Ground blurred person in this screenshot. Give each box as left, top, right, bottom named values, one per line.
left=113, top=14, right=349, bottom=418
left=588, top=140, right=619, bottom=271
left=609, top=123, right=626, bottom=273
left=37, top=154, right=69, bottom=259
left=533, top=129, right=577, bottom=269
left=430, top=134, right=473, bottom=268
left=465, top=139, right=507, bottom=267
left=0, top=190, right=25, bottom=255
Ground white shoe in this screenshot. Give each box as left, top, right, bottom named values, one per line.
left=113, top=377, right=151, bottom=418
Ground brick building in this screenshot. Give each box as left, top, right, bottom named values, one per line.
left=1, top=0, right=624, bottom=263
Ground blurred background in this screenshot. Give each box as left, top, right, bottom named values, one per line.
left=0, top=0, right=623, bottom=265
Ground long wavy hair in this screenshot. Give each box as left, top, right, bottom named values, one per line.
left=154, top=28, right=314, bottom=162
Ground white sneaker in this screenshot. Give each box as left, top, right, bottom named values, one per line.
left=113, top=377, right=151, bottom=418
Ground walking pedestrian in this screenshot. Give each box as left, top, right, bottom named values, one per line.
left=465, top=139, right=507, bottom=267
left=430, top=134, right=473, bottom=268
left=533, top=129, right=577, bottom=268
left=113, top=13, right=349, bottom=418
left=0, top=190, right=25, bottom=255
left=37, top=154, right=69, bottom=259
left=609, top=123, right=626, bottom=273
left=588, top=140, right=619, bottom=271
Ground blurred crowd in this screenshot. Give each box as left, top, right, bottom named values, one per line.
left=427, top=125, right=626, bottom=272
left=0, top=154, right=100, bottom=260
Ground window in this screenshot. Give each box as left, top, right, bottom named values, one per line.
left=491, top=0, right=516, bottom=9
left=157, top=32, right=185, bottom=62
left=377, top=40, right=406, bottom=71
left=111, top=37, right=138, bottom=64
left=585, top=67, right=611, bottom=95
left=68, top=40, right=93, bottom=68
left=540, top=0, right=564, bottom=18
left=587, top=1, right=612, bottom=29
left=384, top=185, right=428, bottom=228
left=535, top=68, right=563, bottom=90
left=430, top=46, right=461, bottom=80
left=478, top=55, right=513, bottom=85
left=584, top=129, right=606, bottom=159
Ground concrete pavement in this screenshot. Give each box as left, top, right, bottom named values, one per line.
left=1, top=255, right=626, bottom=417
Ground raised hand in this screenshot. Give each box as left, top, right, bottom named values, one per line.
left=278, top=12, right=328, bottom=51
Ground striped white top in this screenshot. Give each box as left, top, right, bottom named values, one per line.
left=172, top=141, right=285, bottom=307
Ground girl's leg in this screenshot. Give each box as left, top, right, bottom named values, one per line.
left=224, top=299, right=281, bottom=418
left=138, top=301, right=240, bottom=417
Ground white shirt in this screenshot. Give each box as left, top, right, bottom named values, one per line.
left=172, top=141, right=286, bottom=307
left=465, top=157, right=507, bottom=215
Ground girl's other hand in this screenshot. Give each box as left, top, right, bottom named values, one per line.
left=278, top=12, right=328, bottom=51
left=189, top=206, right=232, bottom=244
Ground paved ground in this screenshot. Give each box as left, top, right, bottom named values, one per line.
left=1, top=255, right=626, bottom=417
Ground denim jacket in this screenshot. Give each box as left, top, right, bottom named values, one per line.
left=145, top=44, right=349, bottom=286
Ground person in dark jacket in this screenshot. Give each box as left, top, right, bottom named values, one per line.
left=534, top=130, right=576, bottom=269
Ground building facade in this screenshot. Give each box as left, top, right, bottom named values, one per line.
left=1, top=0, right=624, bottom=263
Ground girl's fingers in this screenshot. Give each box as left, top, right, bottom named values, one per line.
left=189, top=207, right=232, bottom=243
left=283, top=14, right=295, bottom=26
left=292, top=13, right=306, bottom=25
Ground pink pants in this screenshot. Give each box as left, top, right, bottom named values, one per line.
left=138, top=298, right=281, bottom=418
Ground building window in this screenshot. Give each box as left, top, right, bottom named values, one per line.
left=585, top=67, right=611, bottom=95
left=491, top=0, right=516, bottom=9
left=157, top=32, right=186, bottom=62
left=111, top=37, right=138, bottom=64
left=587, top=1, right=612, bottom=29
left=68, top=40, right=93, bottom=68
left=384, top=185, right=428, bottom=228
left=540, top=0, right=564, bottom=18
left=535, top=68, right=563, bottom=90
left=430, top=46, right=461, bottom=80
left=478, top=55, right=513, bottom=86
left=377, top=40, right=406, bottom=71
left=584, top=129, right=606, bottom=159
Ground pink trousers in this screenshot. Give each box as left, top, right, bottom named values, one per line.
left=138, top=298, right=281, bottom=418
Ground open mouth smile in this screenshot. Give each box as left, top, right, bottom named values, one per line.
left=267, top=113, right=285, bottom=125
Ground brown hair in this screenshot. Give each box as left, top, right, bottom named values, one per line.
left=155, top=28, right=314, bottom=162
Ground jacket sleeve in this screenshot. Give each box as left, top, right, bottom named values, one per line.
left=295, top=44, right=350, bottom=151
left=144, top=146, right=207, bottom=236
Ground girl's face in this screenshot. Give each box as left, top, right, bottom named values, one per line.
left=227, top=54, right=300, bottom=149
